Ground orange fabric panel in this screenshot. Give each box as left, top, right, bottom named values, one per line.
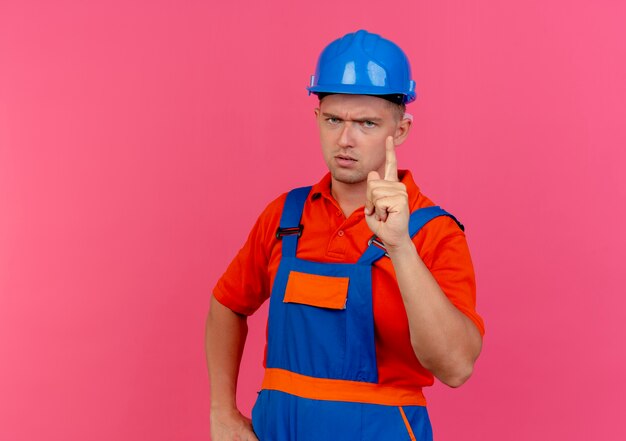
left=261, top=368, right=426, bottom=407
left=284, top=271, right=349, bottom=309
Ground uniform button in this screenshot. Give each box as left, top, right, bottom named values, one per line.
left=337, top=230, right=344, bottom=237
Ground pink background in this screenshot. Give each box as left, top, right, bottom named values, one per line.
left=1, top=1, right=625, bottom=440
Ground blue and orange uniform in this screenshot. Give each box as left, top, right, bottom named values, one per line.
left=214, top=171, right=484, bottom=440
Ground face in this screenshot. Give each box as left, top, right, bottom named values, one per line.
left=315, top=94, right=410, bottom=187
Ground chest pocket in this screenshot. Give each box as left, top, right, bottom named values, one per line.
left=284, top=271, right=349, bottom=310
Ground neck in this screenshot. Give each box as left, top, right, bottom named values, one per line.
left=330, top=178, right=367, bottom=218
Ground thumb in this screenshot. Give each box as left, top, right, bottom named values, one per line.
left=364, top=171, right=380, bottom=216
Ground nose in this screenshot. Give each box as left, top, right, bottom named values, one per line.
left=337, top=122, right=356, bottom=148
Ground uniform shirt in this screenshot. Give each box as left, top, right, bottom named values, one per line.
left=214, top=170, right=484, bottom=392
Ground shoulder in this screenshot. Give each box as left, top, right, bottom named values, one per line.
left=407, top=185, right=469, bottom=265
left=258, top=192, right=288, bottom=223
left=250, top=184, right=317, bottom=243
left=247, top=192, right=288, bottom=245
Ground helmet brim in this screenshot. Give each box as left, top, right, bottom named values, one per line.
left=307, top=85, right=415, bottom=104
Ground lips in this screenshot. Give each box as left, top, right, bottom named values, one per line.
left=335, top=154, right=357, bottom=162
left=335, top=155, right=358, bottom=167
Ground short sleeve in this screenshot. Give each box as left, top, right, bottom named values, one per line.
left=417, top=216, right=485, bottom=336
left=212, top=194, right=286, bottom=316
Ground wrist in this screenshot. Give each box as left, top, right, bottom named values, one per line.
left=385, top=235, right=416, bottom=258
left=210, top=401, right=239, bottom=415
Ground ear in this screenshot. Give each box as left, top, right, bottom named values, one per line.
left=393, top=117, right=412, bottom=146
left=314, top=107, right=320, bottom=118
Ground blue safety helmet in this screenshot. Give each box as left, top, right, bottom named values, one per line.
left=307, top=30, right=416, bottom=104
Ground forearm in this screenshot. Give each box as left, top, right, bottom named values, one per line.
left=387, top=239, right=482, bottom=387
left=205, top=295, right=248, bottom=411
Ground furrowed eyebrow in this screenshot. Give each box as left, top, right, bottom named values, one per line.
left=352, top=117, right=383, bottom=123
left=322, top=112, right=342, bottom=119
left=321, top=112, right=382, bottom=123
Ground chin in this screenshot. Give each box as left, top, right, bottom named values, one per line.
left=331, top=169, right=367, bottom=185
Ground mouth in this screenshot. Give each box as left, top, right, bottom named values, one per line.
left=335, top=154, right=357, bottom=162
left=334, top=154, right=358, bottom=168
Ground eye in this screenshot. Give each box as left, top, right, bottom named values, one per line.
left=326, top=117, right=341, bottom=125
left=362, top=120, right=376, bottom=128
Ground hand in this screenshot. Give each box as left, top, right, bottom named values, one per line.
left=364, top=136, right=411, bottom=249
left=210, top=407, right=258, bottom=441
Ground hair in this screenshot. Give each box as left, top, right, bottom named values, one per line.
left=384, top=100, right=406, bottom=122
left=317, top=93, right=406, bottom=121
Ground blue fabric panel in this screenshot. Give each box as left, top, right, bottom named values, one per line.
left=267, top=257, right=377, bottom=383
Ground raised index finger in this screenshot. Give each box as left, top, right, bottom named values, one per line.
left=384, top=136, right=398, bottom=182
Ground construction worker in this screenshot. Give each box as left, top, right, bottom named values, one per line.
left=206, top=29, right=484, bottom=441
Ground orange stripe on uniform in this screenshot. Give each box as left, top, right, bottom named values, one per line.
left=399, top=406, right=417, bottom=441
left=261, top=368, right=427, bottom=406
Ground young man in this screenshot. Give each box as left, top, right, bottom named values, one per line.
left=206, top=30, right=484, bottom=441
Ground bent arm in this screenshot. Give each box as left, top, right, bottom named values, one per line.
left=387, top=240, right=483, bottom=388
left=205, top=295, right=258, bottom=440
